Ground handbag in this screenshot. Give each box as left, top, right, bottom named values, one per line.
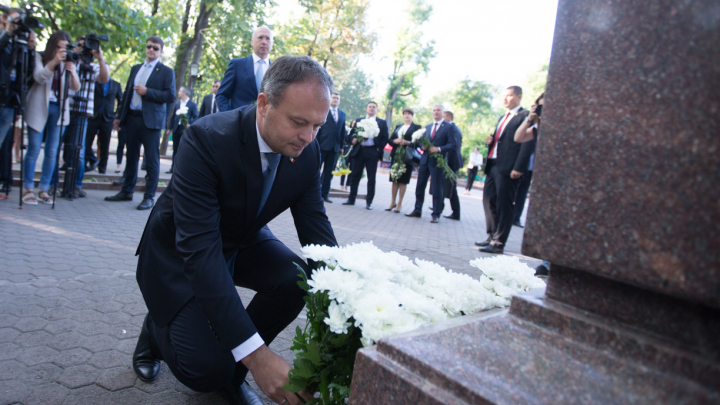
left=404, top=146, right=422, bottom=167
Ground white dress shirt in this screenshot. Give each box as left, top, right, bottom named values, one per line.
left=211, top=94, right=216, bottom=113
left=130, top=58, right=160, bottom=111
left=229, top=122, right=276, bottom=363
left=490, top=105, right=521, bottom=159
left=252, top=53, right=270, bottom=79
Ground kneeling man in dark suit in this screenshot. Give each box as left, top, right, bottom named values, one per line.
left=132, top=55, right=337, bottom=405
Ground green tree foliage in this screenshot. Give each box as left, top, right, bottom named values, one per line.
left=521, top=61, right=548, bottom=107
left=331, top=60, right=374, bottom=120
left=276, top=0, right=376, bottom=73
left=383, top=0, right=435, bottom=129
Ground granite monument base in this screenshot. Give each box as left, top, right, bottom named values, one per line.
left=349, top=266, right=719, bottom=404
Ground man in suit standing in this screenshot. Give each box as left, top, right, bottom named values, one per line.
left=85, top=77, right=122, bottom=174
left=342, top=101, right=388, bottom=210
left=166, top=86, right=198, bottom=173
left=442, top=110, right=462, bottom=220
left=105, top=36, right=176, bottom=210
left=131, top=55, right=334, bottom=405
left=198, top=80, right=221, bottom=118
left=216, top=26, right=272, bottom=112
left=316, top=91, right=346, bottom=203
left=476, top=86, right=533, bottom=254
left=405, top=104, right=456, bottom=223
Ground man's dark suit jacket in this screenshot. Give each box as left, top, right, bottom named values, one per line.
left=216, top=56, right=270, bottom=112
left=419, top=121, right=456, bottom=166
left=316, top=109, right=347, bottom=153
left=447, top=123, right=463, bottom=172
left=135, top=105, right=337, bottom=352
left=168, top=99, right=199, bottom=132
left=198, top=94, right=216, bottom=118
left=117, top=61, right=176, bottom=130
left=92, top=79, right=122, bottom=122
left=348, top=116, right=389, bottom=158
left=484, top=108, right=533, bottom=176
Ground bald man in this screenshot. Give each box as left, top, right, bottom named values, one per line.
left=216, top=26, right=273, bottom=111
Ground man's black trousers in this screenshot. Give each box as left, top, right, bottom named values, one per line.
left=319, top=149, right=338, bottom=199
left=348, top=147, right=379, bottom=204
left=414, top=163, right=444, bottom=217
left=85, top=117, right=113, bottom=171
left=121, top=114, right=160, bottom=200
left=146, top=234, right=309, bottom=393
left=513, top=170, right=533, bottom=223
left=482, top=160, right=520, bottom=245
left=170, top=126, right=184, bottom=170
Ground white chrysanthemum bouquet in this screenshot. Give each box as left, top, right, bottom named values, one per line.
left=354, top=119, right=380, bottom=143
left=176, top=105, right=189, bottom=127
left=284, top=242, right=545, bottom=404
left=410, top=127, right=457, bottom=182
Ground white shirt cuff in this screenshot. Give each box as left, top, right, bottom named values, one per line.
left=231, top=333, right=265, bottom=363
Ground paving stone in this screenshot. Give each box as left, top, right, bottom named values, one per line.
left=74, top=321, right=118, bottom=337
left=44, top=318, right=80, bottom=335
left=41, top=306, right=76, bottom=321
left=60, top=383, right=110, bottom=405
left=134, top=364, right=175, bottom=394
left=24, top=382, right=69, bottom=405
left=81, top=334, right=118, bottom=353
left=5, top=303, right=44, bottom=317
left=87, top=350, right=129, bottom=369
left=99, top=311, right=131, bottom=326
left=0, top=314, right=18, bottom=328
left=48, top=332, right=87, bottom=351
left=13, top=316, right=48, bottom=332
left=0, top=360, right=27, bottom=381
left=0, top=379, right=28, bottom=405
left=54, top=348, right=92, bottom=368
left=16, top=345, right=59, bottom=366
left=57, top=364, right=98, bottom=389
left=91, top=300, right=124, bottom=314
left=21, top=363, right=63, bottom=387
left=105, top=387, right=150, bottom=404
left=36, top=287, right=65, bottom=298
left=0, top=342, right=21, bottom=361
left=95, top=366, right=137, bottom=391
left=144, top=390, right=193, bottom=404
left=16, top=330, right=54, bottom=348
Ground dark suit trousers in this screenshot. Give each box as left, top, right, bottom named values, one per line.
left=116, top=127, right=126, bottom=165
left=121, top=115, right=160, bottom=199
left=85, top=117, right=113, bottom=171
left=447, top=175, right=460, bottom=218
left=170, top=126, right=184, bottom=169
left=348, top=147, right=379, bottom=204
left=513, top=170, right=533, bottom=223
left=483, top=160, right=520, bottom=245
left=414, top=163, right=444, bottom=217
left=147, top=235, right=309, bottom=392
left=319, top=149, right=338, bottom=198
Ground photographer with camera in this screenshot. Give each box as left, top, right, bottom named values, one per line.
left=54, top=34, right=109, bottom=199
left=22, top=31, right=79, bottom=205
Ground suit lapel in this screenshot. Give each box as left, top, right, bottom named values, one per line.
left=245, top=57, right=256, bottom=90
left=145, top=62, right=163, bottom=88
left=239, top=106, right=263, bottom=226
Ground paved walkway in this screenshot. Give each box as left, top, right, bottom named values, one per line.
left=0, top=171, right=539, bottom=404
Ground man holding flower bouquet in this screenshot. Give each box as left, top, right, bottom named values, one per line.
left=342, top=101, right=389, bottom=210
left=166, top=86, right=198, bottom=173
left=405, top=104, right=456, bottom=223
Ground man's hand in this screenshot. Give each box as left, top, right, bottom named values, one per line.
left=133, top=85, right=147, bottom=96
left=113, top=119, right=121, bottom=132
left=242, top=346, right=313, bottom=405
left=429, top=146, right=440, bottom=153
left=485, top=134, right=494, bottom=145
left=351, top=138, right=357, bottom=145
left=28, top=31, right=37, bottom=50
left=510, top=170, right=523, bottom=179
left=91, top=46, right=104, bottom=63
left=393, top=138, right=402, bottom=145
left=165, top=130, right=171, bottom=136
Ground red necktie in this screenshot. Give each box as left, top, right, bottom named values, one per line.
left=431, top=123, right=438, bottom=140
left=488, top=113, right=511, bottom=158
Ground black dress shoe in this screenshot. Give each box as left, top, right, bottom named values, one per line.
left=98, top=168, right=106, bottom=174
left=443, top=214, right=460, bottom=220
left=534, top=264, right=549, bottom=277
left=220, top=381, right=264, bottom=405
left=133, top=315, right=162, bottom=382
left=74, top=188, right=86, bottom=198
left=137, top=198, right=154, bottom=210
left=366, top=203, right=373, bottom=210
left=405, top=211, right=421, bottom=218
left=165, top=169, right=173, bottom=174
left=479, top=244, right=504, bottom=254
left=105, top=191, right=133, bottom=201
left=323, top=197, right=333, bottom=203
left=430, top=216, right=439, bottom=223
left=475, top=237, right=492, bottom=247
left=112, top=179, right=124, bottom=186
left=513, top=220, right=524, bottom=228
left=342, top=200, right=354, bottom=205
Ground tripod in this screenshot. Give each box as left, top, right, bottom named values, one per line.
left=57, top=62, right=93, bottom=202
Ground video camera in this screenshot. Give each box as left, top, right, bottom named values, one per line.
left=0, top=3, right=44, bottom=39
left=66, top=33, right=109, bottom=65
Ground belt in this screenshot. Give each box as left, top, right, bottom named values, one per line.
left=128, top=110, right=143, bottom=116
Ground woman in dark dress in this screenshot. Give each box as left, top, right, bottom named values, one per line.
left=386, top=108, right=421, bottom=213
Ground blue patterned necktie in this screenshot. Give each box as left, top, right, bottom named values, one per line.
left=258, top=153, right=280, bottom=215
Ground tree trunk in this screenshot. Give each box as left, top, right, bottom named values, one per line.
left=160, top=0, right=214, bottom=155
left=152, top=0, right=160, bottom=16
left=385, top=73, right=405, bottom=129
left=181, top=0, right=192, bottom=34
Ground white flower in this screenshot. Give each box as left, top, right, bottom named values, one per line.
left=470, top=256, right=546, bottom=301
left=307, top=266, right=363, bottom=304
left=356, top=119, right=380, bottom=139
left=411, top=128, right=426, bottom=142
left=176, top=106, right=189, bottom=115
left=324, top=301, right=351, bottom=334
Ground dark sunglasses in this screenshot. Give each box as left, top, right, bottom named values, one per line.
left=146, top=45, right=161, bottom=51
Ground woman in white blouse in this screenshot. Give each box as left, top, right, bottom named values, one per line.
left=464, top=146, right=483, bottom=195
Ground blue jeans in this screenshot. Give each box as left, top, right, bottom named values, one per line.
left=24, top=103, right=65, bottom=191
left=0, top=107, right=14, bottom=147
left=52, top=115, right=88, bottom=189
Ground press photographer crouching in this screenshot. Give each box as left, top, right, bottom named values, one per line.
left=54, top=34, right=109, bottom=200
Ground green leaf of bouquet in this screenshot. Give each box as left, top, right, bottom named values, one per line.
left=329, top=383, right=351, bottom=397
left=282, top=381, right=306, bottom=392
left=294, top=358, right=316, bottom=378
left=306, top=339, right=322, bottom=366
